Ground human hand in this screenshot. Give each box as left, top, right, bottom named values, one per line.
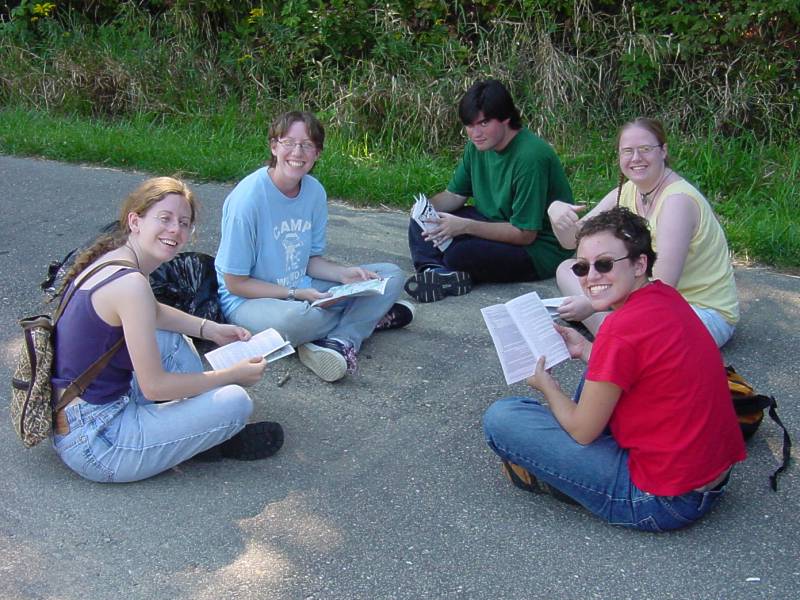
left=296, top=288, right=331, bottom=302
left=209, top=323, right=251, bottom=347
left=525, top=356, right=561, bottom=395
left=557, top=295, right=595, bottom=322
left=340, top=266, right=379, bottom=283
left=422, top=212, right=468, bottom=245
left=553, top=323, right=590, bottom=361
left=548, top=202, right=586, bottom=235
left=228, top=356, right=267, bottom=386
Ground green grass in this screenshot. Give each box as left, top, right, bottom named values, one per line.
left=1, top=106, right=797, bottom=268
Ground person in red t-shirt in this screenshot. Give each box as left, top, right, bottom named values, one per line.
left=483, top=206, right=746, bottom=531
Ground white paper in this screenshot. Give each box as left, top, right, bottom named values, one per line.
left=411, top=193, right=452, bottom=251
left=541, top=296, right=568, bottom=319
left=204, top=328, right=295, bottom=371
left=481, top=292, right=570, bottom=385
left=310, top=277, right=389, bottom=308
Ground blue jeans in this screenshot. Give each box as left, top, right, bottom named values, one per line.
left=483, top=396, right=730, bottom=532
left=52, top=331, right=252, bottom=483
left=408, top=206, right=539, bottom=283
left=228, top=262, right=403, bottom=352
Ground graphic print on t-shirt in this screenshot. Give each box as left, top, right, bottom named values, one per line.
left=274, top=217, right=312, bottom=287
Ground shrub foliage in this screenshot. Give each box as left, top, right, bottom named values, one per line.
left=2, top=0, right=798, bottom=149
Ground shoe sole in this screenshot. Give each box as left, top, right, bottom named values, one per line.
left=298, top=343, right=348, bottom=382
left=404, top=270, right=472, bottom=303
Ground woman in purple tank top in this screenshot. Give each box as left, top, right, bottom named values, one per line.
left=51, top=177, right=283, bottom=483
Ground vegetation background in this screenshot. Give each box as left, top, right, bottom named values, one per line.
left=1, top=0, right=798, bottom=267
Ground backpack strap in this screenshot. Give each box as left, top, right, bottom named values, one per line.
left=52, top=259, right=139, bottom=412
left=53, top=259, right=138, bottom=323
left=765, top=397, right=792, bottom=491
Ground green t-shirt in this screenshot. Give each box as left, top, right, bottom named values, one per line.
left=447, top=128, right=574, bottom=278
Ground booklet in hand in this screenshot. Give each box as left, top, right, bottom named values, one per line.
left=411, top=193, right=452, bottom=251
left=204, top=328, right=295, bottom=371
left=310, top=277, right=389, bottom=308
left=481, top=291, right=570, bottom=385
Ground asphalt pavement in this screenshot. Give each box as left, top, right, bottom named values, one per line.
left=0, top=154, right=797, bottom=600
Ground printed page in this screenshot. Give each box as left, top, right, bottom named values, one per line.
left=481, top=303, right=541, bottom=385
left=505, top=292, right=570, bottom=370
left=310, top=277, right=388, bottom=308
left=205, top=328, right=295, bottom=371
left=411, top=193, right=452, bottom=251
left=541, top=295, right=568, bottom=320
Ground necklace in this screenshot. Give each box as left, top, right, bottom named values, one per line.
left=640, top=168, right=671, bottom=206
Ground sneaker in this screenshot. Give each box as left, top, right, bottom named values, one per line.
left=193, top=421, right=284, bottom=462
left=298, top=338, right=357, bottom=382
left=375, top=300, right=415, bottom=331
left=501, top=460, right=579, bottom=506
left=404, top=268, right=472, bottom=303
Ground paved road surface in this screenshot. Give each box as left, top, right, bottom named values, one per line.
left=0, top=155, right=797, bottom=599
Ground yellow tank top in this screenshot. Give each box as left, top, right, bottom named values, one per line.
left=619, top=179, right=739, bottom=324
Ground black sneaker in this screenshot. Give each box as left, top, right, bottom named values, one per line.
left=404, top=268, right=472, bottom=303
left=375, top=300, right=415, bottom=331
left=193, top=421, right=284, bottom=462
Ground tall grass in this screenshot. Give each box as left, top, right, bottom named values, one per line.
left=0, top=1, right=798, bottom=266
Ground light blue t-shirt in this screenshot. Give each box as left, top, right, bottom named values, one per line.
left=215, top=167, right=328, bottom=316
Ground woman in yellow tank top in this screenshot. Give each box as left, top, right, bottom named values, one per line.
left=547, top=117, right=739, bottom=347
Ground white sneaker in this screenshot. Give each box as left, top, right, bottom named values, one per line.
left=298, top=341, right=348, bottom=382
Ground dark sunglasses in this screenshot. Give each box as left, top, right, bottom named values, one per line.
left=571, top=255, right=631, bottom=277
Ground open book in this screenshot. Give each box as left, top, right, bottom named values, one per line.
left=481, top=291, right=570, bottom=385
left=310, top=277, right=389, bottom=308
left=204, top=328, right=295, bottom=370
left=411, top=193, right=452, bottom=251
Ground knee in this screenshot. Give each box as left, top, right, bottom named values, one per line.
left=555, top=259, right=578, bottom=293
left=483, top=397, right=527, bottom=442
left=215, top=385, right=254, bottom=423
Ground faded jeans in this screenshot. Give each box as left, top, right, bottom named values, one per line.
left=228, top=262, right=403, bottom=351
left=52, top=331, right=252, bottom=483
left=483, top=395, right=730, bottom=532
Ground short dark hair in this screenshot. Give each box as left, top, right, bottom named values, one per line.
left=268, top=111, right=325, bottom=168
left=577, top=206, right=657, bottom=277
left=458, top=80, right=522, bottom=129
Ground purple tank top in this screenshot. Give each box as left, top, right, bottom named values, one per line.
left=51, top=268, right=137, bottom=405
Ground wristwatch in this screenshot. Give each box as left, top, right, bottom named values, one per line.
left=287, top=287, right=296, bottom=302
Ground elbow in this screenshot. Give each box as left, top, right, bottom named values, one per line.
left=223, top=273, right=246, bottom=296
left=571, top=431, right=598, bottom=446
left=136, top=380, right=168, bottom=402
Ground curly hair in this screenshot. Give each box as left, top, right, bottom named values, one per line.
left=268, top=111, right=325, bottom=168
left=576, top=206, right=657, bottom=277
left=56, top=177, right=197, bottom=296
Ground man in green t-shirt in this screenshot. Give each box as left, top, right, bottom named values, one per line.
left=405, top=80, right=574, bottom=303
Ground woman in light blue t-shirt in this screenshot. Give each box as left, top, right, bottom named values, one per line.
left=215, top=111, right=413, bottom=383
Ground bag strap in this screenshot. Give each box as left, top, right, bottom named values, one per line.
left=52, top=259, right=139, bottom=412
left=53, top=259, right=138, bottom=323
left=764, top=397, right=792, bottom=492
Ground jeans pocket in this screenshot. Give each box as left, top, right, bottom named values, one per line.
left=633, top=515, right=664, bottom=533
left=89, top=398, right=128, bottom=448
left=57, top=436, right=115, bottom=482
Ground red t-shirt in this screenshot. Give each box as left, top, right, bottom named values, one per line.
left=587, top=281, right=746, bottom=496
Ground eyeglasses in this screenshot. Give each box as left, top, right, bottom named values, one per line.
left=619, top=144, right=662, bottom=157
left=571, top=255, right=630, bottom=277
left=153, top=214, right=194, bottom=234
left=276, top=138, right=317, bottom=152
